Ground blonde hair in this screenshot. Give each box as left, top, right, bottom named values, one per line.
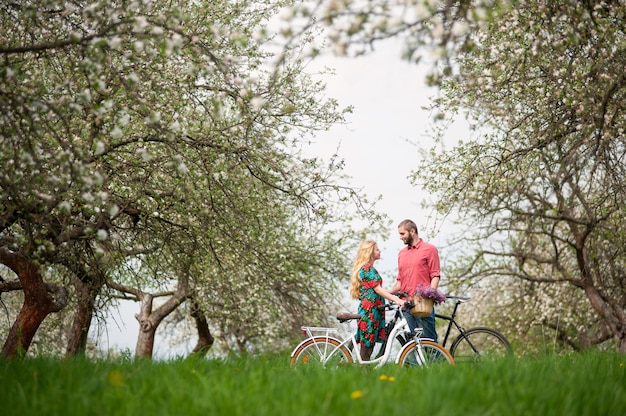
left=349, top=240, right=378, bottom=299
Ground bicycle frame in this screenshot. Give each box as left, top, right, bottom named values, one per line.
left=436, top=298, right=465, bottom=348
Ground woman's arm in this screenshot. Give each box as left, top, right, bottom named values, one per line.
left=374, top=285, right=404, bottom=307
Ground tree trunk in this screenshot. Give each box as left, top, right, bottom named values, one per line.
left=106, top=272, right=191, bottom=359
left=589, top=295, right=626, bottom=353
left=190, top=298, right=214, bottom=357
left=65, top=276, right=104, bottom=357
left=136, top=322, right=158, bottom=358
left=0, top=249, right=68, bottom=359
left=133, top=278, right=191, bottom=359
left=135, top=293, right=157, bottom=358
left=580, top=271, right=626, bottom=353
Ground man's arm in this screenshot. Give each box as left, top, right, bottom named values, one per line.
left=430, top=276, right=440, bottom=289
left=429, top=245, right=441, bottom=289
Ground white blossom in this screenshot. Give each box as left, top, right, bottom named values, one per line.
left=108, top=36, right=122, bottom=49
left=451, top=21, right=469, bottom=37
left=145, top=111, right=162, bottom=125
left=20, top=152, right=34, bottom=165
left=251, top=96, right=265, bottom=109
left=93, top=171, right=104, bottom=185
left=97, top=229, right=108, bottom=241
left=79, top=88, right=92, bottom=103
left=109, top=204, right=120, bottom=218
left=110, top=126, right=123, bottom=139
left=170, top=120, right=181, bottom=131
left=177, top=162, right=189, bottom=174
left=133, top=16, right=149, bottom=32
left=119, top=113, right=130, bottom=126
left=94, top=140, right=106, bottom=155
left=137, top=147, right=152, bottom=162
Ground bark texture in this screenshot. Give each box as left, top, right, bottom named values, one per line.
left=0, top=249, right=68, bottom=358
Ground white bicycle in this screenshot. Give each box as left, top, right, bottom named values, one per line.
left=290, top=297, right=455, bottom=368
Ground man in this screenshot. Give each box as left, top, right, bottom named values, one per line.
left=390, top=219, right=440, bottom=342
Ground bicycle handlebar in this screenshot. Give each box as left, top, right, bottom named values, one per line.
left=392, top=290, right=409, bottom=298
left=446, top=295, right=470, bottom=302
left=372, top=291, right=473, bottom=312
left=391, top=291, right=413, bottom=309
left=375, top=299, right=414, bottom=311
left=395, top=291, right=470, bottom=303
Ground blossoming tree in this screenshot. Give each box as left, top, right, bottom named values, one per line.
left=0, top=1, right=373, bottom=358
left=415, top=1, right=626, bottom=353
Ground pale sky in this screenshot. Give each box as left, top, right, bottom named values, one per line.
left=308, top=40, right=463, bottom=282
left=93, top=38, right=467, bottom=357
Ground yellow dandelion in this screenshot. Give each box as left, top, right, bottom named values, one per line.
left=379, top=375, right=388, bottom=381
left=350, top=390, right=364, bottom=399
left=388, top=376, right=396, bottom=382
left=108, top=370, right=124, bottom=387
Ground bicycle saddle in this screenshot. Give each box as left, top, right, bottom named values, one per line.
left=336, top=312, right=360, bottom=322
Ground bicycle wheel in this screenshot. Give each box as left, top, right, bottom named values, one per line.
left=449, top=327, right=513, bottom=363
left=290, top=337, right=353, bottom=368
left=397, top=340, right=455, bottom=368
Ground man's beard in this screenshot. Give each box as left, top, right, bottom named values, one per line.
left=406, top=235, right=415, bottom=247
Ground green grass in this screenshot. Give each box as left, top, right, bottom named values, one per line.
left=1, top=351, right=624, bottom=416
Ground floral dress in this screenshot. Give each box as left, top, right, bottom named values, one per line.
left=356, top=263, right=387, bottom=347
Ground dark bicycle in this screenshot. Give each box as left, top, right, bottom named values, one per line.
left=377, top=293, right=512, bottom=363
left=436, top=295, right=513, bottom=363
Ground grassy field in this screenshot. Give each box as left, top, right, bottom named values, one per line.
left=1, top=350, right=624, bottom=415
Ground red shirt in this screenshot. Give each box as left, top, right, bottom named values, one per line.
left=396, top=238, right=440, bottom=296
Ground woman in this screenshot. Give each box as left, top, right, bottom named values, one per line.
left=349, top=240, right=404, bottom=361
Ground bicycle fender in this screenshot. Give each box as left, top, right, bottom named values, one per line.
left=395, top=340, right=417, bottom=364
left=289, top=335, right=345, bottom=358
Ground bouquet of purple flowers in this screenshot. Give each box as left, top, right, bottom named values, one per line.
left=415, top=284, right=446, bottom=305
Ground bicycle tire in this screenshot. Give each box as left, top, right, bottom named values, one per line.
left=449, top=327, right=513, bottom=363
left=290, top=337, right=353, bottom=368
left=397, top=340, right=455, bottom=367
